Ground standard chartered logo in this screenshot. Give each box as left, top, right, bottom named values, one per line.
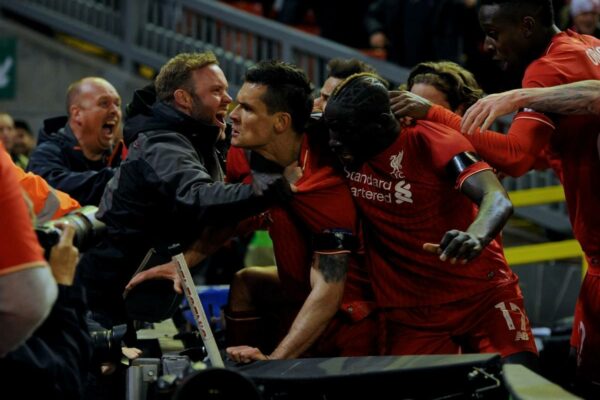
left=394, top=180, right=413, bottom=204
left=347, top=170, right=413, bottom=205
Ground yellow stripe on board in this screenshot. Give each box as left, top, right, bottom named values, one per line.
left=504, top=239, right=582, bottom=266
left=508, top=185, right=565, bottom=207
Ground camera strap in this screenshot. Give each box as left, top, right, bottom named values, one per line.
left=170, top=244, right=225, bottom=368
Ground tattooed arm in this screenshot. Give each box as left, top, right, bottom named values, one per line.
left=461, top=80, right=600, bottom=134
left=268, top=252, right=348, bottom=359
left=226, top=252, right=348, bottom=362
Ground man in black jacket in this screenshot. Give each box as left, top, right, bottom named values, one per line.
left=76, top=52, right=294, bottom=330
left=28, top=77, right=123, bottom=206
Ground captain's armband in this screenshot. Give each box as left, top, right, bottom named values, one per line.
left=313, top=229, right=358, bottom=254
left=445, top=151, right=481, bottom=182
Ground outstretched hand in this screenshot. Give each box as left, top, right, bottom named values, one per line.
left=124, top=261, right=182, bottom=295
left=423, top=229, right=484, bottom=264
left=124, top=224, right=235, bottom=295
left=389, top=90, right=433, bottom=121
left=461, top=90, right=521, bottom=135
left=226, top=345, right=269, bottom=364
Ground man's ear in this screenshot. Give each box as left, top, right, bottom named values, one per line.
left=70, top=105, right=82, bottom=126
left=521, top=16, right=535, bottom=38
left=274, top=112, right=292, bottom=133
left=173, top=89, right=192, bottom=111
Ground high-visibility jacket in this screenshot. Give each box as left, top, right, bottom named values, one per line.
left=12, top=161, right=80, bottom=223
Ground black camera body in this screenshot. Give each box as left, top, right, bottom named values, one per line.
left=88, top=321, right=128, bottom=363
left=35, top=205, right=106, bottom=256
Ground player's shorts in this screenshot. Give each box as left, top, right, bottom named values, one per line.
left=570, top=257, right=600, bottom=384
left=381, top=282, right=538, bottom=358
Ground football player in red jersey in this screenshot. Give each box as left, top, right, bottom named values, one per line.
left=390, top=1, right=600, bottom=393
left=225, top=61, right=377, bottom=363
left=325, top=73, right=538, bottom=370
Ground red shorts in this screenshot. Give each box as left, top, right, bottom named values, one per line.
left=570, top=260, right=600, bottom=383
left=382, top=282, right=538, bottom=358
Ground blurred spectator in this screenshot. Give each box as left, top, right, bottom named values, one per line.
left=365, top=0, right=476, bottom=68
left=570, top=0, right=600, bottom=37
left=277, top=0, right=372, bottom=48
left=314, top=58, right=379, bottom=112
left=12, top=119, right=36, bottom=169
left=0, top=113, right=16, bottom=155
left=27, top=77, right=124, bottom=206
left=406, top=60, right=483, bottom=116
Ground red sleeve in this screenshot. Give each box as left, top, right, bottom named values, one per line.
left=456, top=162, right=493, bottom=190
left=290, top=143, right=358, bottom=252
left=225, top=146, right=252, bottom=184
left=0, top=146, right=47, bottom=275
left=413, top=121, right=493, bottom=185
left=414, top=121, right=475, bottom=170
left=427, top=105, right=555, bottom=177
left=425, top=104, right=463, bottom=132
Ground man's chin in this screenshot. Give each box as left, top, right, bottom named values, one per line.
left=337, top=155, right=361, bottom=170
left=230, top=137, right=242, bottom=148
left=495, top=60, right=509, bottom=71
left=100, top=140, right=114, bottom=150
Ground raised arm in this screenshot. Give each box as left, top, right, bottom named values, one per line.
left=390, top=92, right=555, bottom=178
left=462, top=80, right=600, bottom=134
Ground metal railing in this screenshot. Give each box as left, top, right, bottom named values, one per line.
left=0, top=0, right=571, bottom=235
left=0, top=0, right=409, bottom=93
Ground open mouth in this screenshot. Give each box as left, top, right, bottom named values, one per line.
left=215, top=112, right=227, bottom=129
left=102, top=121, right=117, bottom=138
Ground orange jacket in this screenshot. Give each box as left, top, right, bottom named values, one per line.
left=12, top=161, right=81, bottom=223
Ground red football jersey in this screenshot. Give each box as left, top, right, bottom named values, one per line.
left=226, top=135, right=374, bottom=308
left=524, top=30, right=600, bottom=258
left=347, top=121, right=517, bottom=307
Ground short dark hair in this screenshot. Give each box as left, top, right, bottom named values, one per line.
left=327, top=58, right=376, bottom=79
left=244, top=60, right=313, bottom=133
left=480, top=0, right=555, bottom=26
left=329, top=73, right=390, bottom=122
left=407, top=61, right=484, bottom=112
left=327, top=58, right=388, bottom=88
left=155, top=52, right=218, bottom=102
left=13, top=119, right=32, bottom=135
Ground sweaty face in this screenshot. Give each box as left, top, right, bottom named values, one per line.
left=72, top=79, right=122, bottom=155
left=410, top=83, right=452, bottom=111
left=187, top=65, right=232, bottom=129
left=313, top=77, right=342, bottom=112
left=229, top=83, right=277, bottom=152
left=324, top=104, right=375, bottom=169
left=479, top=4, right=530, bottom=74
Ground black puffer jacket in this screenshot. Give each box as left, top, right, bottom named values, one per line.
left=77, top=88, right=288, bottom=326
left=27, top=117, right=120, bottom=206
